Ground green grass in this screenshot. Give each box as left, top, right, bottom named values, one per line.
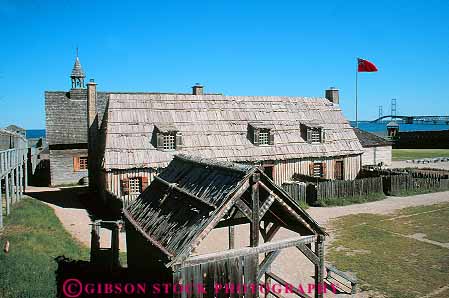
left=315, top=192, right=385, bottom=207
left=0, top=197, right=90, bottom=298
left=327, top=203, right=449, bottom=298
left=392, top=149, right=449, bottom=161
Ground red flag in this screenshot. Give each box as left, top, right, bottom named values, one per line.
left=358, top=58, right=378, bottom=72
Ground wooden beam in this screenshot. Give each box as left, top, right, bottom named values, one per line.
left=315, top=235, right=325, bottom=298
left=0, top=177, right=3, bottom=229
left=251, top=173, right=260, bottom=247
left=228, top=226, right=235, bottom=249
left=257, top=250, right=281, bottom=280
left=154, top=176, right=216, bottom=210
left=235, top=198, right=253, bottom=220
left=214, top=216, right=250, bottom=229
left=168, top=177, right=252, bottom=267
left=296, top=244, right=319, bottom=265
left=179, top=235, right=317, bottom=267
left=266, top=272, right=312, bottom=298
left=258, top=181, right=317, bottom=234
left=266, top=223, right=281, bottom=242
left=258, top=194, right=275, bottom=219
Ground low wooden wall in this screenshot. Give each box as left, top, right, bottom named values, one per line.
left=383, top=175, right=449, bottom=195
left=317, top=177, right=383, bottom=201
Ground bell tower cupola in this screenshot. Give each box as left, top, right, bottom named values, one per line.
left=70, top=49, right=85, bottom=89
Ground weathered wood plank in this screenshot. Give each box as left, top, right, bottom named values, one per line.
left=179, top=235, right=317, bottom=267
left=257, top=250, right=281, bottom=280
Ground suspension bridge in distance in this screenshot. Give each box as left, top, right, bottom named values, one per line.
left=372, top=115, right=449, bottom=124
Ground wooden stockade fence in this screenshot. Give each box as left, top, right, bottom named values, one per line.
left=384, top=175, right=449, bottom=195
left=281, top=182, right=307, bottom=204
left=284, top=168, right=449, bottom=205
left=316, top=177, right=383, bottom=202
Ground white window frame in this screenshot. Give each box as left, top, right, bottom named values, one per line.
left=258, top=130, right=269, bottom=145
left=310, top=128, right=321, bottom=143
left=163, top=134, right=175, bottom=150
left=129, top=177, right=142, bottom=195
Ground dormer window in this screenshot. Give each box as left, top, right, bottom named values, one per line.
left=154, top=124, right=183, bottom=151
left=301, top=124, right=325, bottom=144
left=163, top=133, right=175, bottom=150
left=248, top=123, right=274, bottom=146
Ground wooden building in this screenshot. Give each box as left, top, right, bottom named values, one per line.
left=124, top=155, right=327, bottom=298
left=45, top=56, right=109, bottom=185
left=353, top=128, right=392, bottom=166
left=45, top=55, right=363, bottom=197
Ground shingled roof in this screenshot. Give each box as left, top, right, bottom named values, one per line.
left=353, top=128, right=392, bottom=147
left=124, top=154, right=325, bottom=264
left=45, top=91, right=109, bottom=145
left=103, top=93, right=363, bottom=170
left=70, top=57, right=85, bottom=78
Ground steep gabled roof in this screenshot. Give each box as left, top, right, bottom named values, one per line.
left=104, top=94, right=363, bottom=170
left=45, top=91, right=109, bottom=145
left=123, top=154, right=325, bottom=265
left=353, top=128, right=392, bottom=147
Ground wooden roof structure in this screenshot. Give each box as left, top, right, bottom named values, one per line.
left=353, top=128, right=392, bottom=147
left=124, top=154, right=326, bottom=266
left=104, top=93, right=363, bottom=170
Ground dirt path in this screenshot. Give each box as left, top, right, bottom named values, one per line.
left=26, top=186, right=127, bottom=251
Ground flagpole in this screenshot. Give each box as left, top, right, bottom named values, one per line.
left=355, top=58, right=359, bottom=128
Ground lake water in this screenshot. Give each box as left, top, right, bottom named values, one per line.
left=350, top=121, right=449, bottom=136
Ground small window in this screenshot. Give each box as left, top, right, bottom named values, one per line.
left=258, top=130, right=269, bottom=145
left=301, top=124, right=325, bottom=144
left=248, top=123, right=274, bottom=146
left=163, top=133, right=176, bottom=150
left=313, top=162, right=324, bottom=178
left=310, top=128, right=321, bottom=143
left=129, top=177, right=142, bottom=195
left=74, top=156, right=88, bottom=172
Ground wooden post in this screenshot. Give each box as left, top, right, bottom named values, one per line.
left=250, top=173, right=260, bottom=298
left=5, top=173, right=10, bottom=216
left=90, top=220, right=101, bottom=263
left=250, top=173, right=260, bottom=247
left=228, top=226, right=235, bottom=249
left=24, top=159, right=28, bottom=190
left=0, top=178, right=3, bottom=229
left=11, top=168, right=18, bottom=205
left=18, top=164, right=23, bottom=199
left=14, top=168, right=18, bottom=203
left=314, top=235, right=325, bottom=298
left=111, top=222, right=120, bottom=267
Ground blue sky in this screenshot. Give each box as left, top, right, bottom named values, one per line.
left=1, top=0, right=448, bottom=129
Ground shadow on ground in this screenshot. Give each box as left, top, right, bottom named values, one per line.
left=26, top=187, right=121, bottom=221
left=55, top=256, right=170, bottom=298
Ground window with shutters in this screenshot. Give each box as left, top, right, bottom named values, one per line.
left=121, top=176, right=149, bottom=196
left=313, top=162, right=324, bottom=178
left=301, top=124, right=325, bottom=144
left=248, top=123, right=274, bottom=146
left=73, top=156, right=88, bottom=172
left=154, top=125, right=182, bottom=151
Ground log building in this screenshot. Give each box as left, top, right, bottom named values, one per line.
left=45, top=55, right=363, bottom=201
